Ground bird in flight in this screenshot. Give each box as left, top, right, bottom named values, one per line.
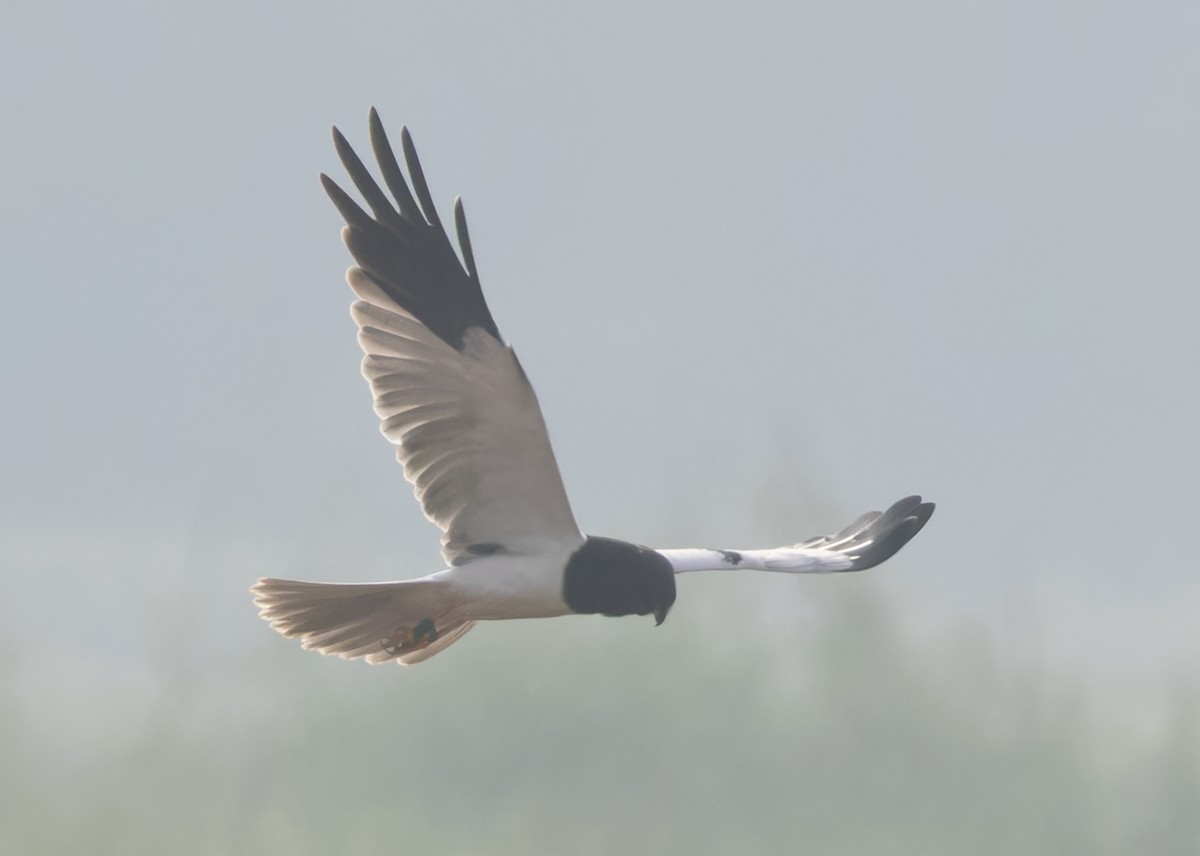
left=252, top=109, right=934, bottom=665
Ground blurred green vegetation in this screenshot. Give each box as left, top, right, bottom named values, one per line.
left=3, top=574, right=1196, bottom=855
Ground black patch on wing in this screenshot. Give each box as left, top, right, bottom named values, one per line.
left=563, top=536, right=676, bottom=626
left=321, top=108, right=501, bottom=352
left=799, top=495, right=936, bottom=572
left=465, top=542, right=504, bottom=557
left=841, top=497, right=935, bottom=571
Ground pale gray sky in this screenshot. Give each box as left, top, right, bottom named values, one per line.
left=2, top=0, right=1198, bottom=786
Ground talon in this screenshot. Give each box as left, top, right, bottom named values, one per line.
left=381, top=618, right=439, bottom=655
left=413, top=617, right=439, bottom=645
left=381, top=631, right=406, bottom=655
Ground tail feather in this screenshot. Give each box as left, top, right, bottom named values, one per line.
left=252, top=577, right=474, bottom=665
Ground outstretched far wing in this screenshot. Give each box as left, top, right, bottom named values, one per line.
left=321, top=109, right=584, bottom=566
left=658, top=495, right=934, bottom=574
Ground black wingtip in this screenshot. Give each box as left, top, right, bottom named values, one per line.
left=829, top=495, right=936, bottom=573
left=883, top=498, right=933, bottom=559
left=453, top=196, right=478, bottom=280
left=318, top=172, right=337, bottom=201
left=866, top=517, right=923, bottom=566
left=368, top=112, right=421, bottom=221
left=399, top=126, right=440, bottom=228
left=319, top=172, right=372, bottom=230
left=365, top=107, right=407, bottom=146
left=323, top=113, right=503, bottom=349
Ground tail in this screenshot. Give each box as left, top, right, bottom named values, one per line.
left=251, top=577, right=475, bottom=665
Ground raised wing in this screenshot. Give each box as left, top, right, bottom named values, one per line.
left=321, top=109, right=583, bottom=566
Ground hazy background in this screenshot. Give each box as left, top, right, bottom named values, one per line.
left=3, top=1, right=1198, bottom=853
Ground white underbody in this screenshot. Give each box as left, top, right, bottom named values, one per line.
left=426, top=549, right=577, bottom=622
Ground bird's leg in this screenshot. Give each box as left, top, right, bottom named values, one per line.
left=381, top=616, right=441, bottom=655
left=413, top=616, right=439, bottom=645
